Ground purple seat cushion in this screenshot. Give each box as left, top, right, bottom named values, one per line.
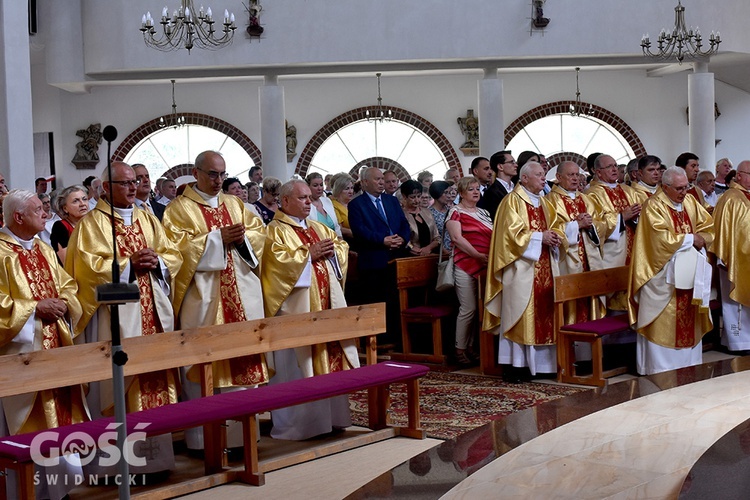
left=0, top=362, right=429, bottom=463
left=562, top=315, right=631, bottom=336
left=403, top=305, right=453, bottom=317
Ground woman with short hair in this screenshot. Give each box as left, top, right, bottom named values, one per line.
left=50, top=185, right=89, bottom=264
left=400, top=180, right=440, bottom=256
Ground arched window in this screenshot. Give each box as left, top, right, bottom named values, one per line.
left=505, top=101, right=646, bottom=165
left=113, top=113, right=261, bottom=185
left=296, top=107, right=460, bottom=180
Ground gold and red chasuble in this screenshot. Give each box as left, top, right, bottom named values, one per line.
left=114, top=219, right=178, bottom=411
left=560, top=195, right=592, bottom=323
left=11, top=243, right=78, bottom=430
left=525, top=204, right=555, bottom=344
left=604, top=185, right=635, bottom=265
left=668, top=208, right=697, bottom=348
left=291, top=225, right=349, bottom=374
left=199, top=203, right=267, bottom=386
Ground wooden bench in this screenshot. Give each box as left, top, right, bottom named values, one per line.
left=0, top=304, right=428, bottom=499
left=554, top=266, right=632, bottom=387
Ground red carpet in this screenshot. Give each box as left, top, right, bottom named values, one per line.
left=349, top=370, right=587, bottom=440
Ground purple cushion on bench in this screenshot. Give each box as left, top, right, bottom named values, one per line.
left=0, top=362, right=429, bottom=463
left=562, top=315, right=631, bottom=336
left=403, top=305, right=453, bottom=317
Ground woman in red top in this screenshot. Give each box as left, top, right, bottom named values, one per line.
left=50, top=185, right=89, bottom=264
left=446, top=176, right=493, bottom=365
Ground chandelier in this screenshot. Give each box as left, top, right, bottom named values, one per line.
left=569, top=68, right=593, bottom=117
left=640, top=0, right=721, bottom=63
left=366, top=73, right=393, bottom=123
left=159, top=80, right=186, bottom=129
left=140, top=0, right=237, bottom=53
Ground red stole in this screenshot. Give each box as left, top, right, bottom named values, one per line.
left=115, top=219, right=177, bottom=410
left=11, top=242, right=74, bottom=427
left=525, top=203, right=555, bottom=344
left=291, top=224, right=348, bottom=373
left=603, top=185, right=635, bottom=265
left=668, top=208, right=696, bottom=348
left=198, top=203, right=267, bottom=386
left=560, top=195, right=591, bottom=323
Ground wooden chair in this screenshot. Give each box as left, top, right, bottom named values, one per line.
left=554, top=266, right=632, bottom=387
left=477, top=273, right=502, bottom=376
left=391, top=255, right=453, bottom=364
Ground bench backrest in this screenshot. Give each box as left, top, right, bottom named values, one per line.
left=553, top=266, right=630, bottom=303
left=0, top=303, right=385, bottom=399
left=392, top=255, right=439, bottom=290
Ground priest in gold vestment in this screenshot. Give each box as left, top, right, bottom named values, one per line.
left=1, top=190, right=87, bottom=499
left=548, top=161, right=611, bottom=325
left=66, top=162, right=183, bottom=474
left=162, top=150, right=268, bottom=450
left=628, top=167, right=714, bottom=375
left=483, top=162, right=565, bottom=379
left=585, top=154, right=642, bottom=311
left=263, top=180, right=358, bottom=440
left=711, top=161, right=750, bottom=353
left=629, top=155, right=663, bottom=204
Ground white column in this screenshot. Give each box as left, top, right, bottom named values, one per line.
left=688, top=62, right=715, bottom=172
left=259, top=75, right=288, bottom=180
left=0, top=0, right=35, bottom=190
left=478, top=68, right=504, bottom=164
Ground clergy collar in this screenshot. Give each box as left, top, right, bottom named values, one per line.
left=194, top=186, right=219, bottom=202
left=564, top=188, right=577, bottom=199
left=638, top=181, right=659, bottom=194
left=282, top=211, right=308, bottom=229
left=666, top=196, right=683, bottom=212
left=113, top=205, right=134, bottom=226
left=521, top=186, right=542, bottom=206
left=602, top=180, right=619, bottom=189
left=0, top=226, right=34, bottom=250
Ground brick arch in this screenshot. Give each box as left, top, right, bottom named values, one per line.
left=505, top=101, right=647, bottom=159
left=295, top=106, right=461, bottom=178
left=163, top=163, right=195, bottom=180
left=112, top=113, right=262, bottom=169
left=351, top=157, right=409, bottom=181
left=547, top=152, right=587, bottom=168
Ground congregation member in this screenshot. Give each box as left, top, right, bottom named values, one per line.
left=163, top=150, right=268, bottom=450
left=0, top=190, right=86, bottom=499
left=132, top=163, right=165, bottom=221
left=401, top=179, right=440, bottom=256
left=348, top=167, right=410, bottom=303
left=547, top=161, right=610, bottom=323
left=246, top=180, right=261, bottom=204
left=224, top=176, right=261, bottom=219
left=445, top=177, right=492, bottom=365
left=37, top=192, right=55, bottom=246
left=428, top=180, right=455, bottom=251
left=675, top=152, right=709, bottom=209
left=628, top=167, right=714, bottom=375
left=714, top=157, right=733, bottom=195
left=625, top=158, right=640, bottom=185
left=712, top=160, right=750, bottom=353
left=483, top=162, right=564, bottom=382
left=156, top=178, right=176, bottom=206
left=383, top=170, right=400, bottom=196
left=249, top=165, right=263, bottom=186
left=417, top=171, right=433, bottom=189
left=83, top=175, right=102, bottom=210
left=329, top=173, right=355, bottom=240
left=585, top=154, right=641, bottom=311
left=262, top=179, right=357, bottom=440
left=50, top=185, right=89, bottom=264
left=444, top=167, right=461, bottom=185
left=307, top=172, right=342, bottom=238
left=66, top=162, right=183, bottom=476
left=696, top=170, right=718, bottom=209
left=35, top=177, right=48, bottom=195
left=629, top=155, right=662, bottom=202
left=478, top=150, right=516, bottom=221
left=254, top=176, right=281, bottom=225
left=469, top=156, right=492, bottom=196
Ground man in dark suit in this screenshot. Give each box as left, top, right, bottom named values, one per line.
left=132, top=163, right=165, bottom=221
left=478, top=150, right=517, bottom=221
left=348, top=166, right=410, bottom=303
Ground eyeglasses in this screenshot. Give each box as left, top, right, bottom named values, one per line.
left=196, top=168, right=228, bottom=180
left=737, top=171, right=750, bottom=175
left=110, top=180, right=141, bottom=187
left=502, top=160, right=517, bottom=165
left=667, top=185, right=689, bottom=192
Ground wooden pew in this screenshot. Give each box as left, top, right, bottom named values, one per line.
left=0, top=304, right=428, bottom=499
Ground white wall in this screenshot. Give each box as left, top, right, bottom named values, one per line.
left=40, top=67, right=750, bottom=188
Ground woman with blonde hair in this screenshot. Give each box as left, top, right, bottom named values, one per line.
left=445, top=176, right=493, bottom=365
left=329, top=173, right=355, bottom=239
left=50, top=185, right=89, bottom=264
left=254, top=176, right=281, bottom=225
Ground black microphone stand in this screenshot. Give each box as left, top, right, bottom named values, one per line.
left=96, top=125, right=140, bottom=499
